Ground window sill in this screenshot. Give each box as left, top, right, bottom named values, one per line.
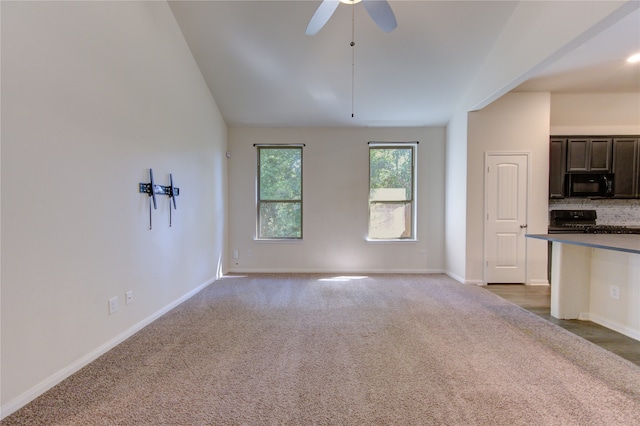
left=366, top=238, right=418, bottom=243
left=254, top=238, right=304, bottom=243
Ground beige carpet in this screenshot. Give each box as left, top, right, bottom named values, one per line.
left=3, top=274, right=640, bottom=425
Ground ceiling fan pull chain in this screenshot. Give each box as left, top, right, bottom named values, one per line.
left=351, top=4, right=355, bottom=118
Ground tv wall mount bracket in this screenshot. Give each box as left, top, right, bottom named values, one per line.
left=139, top=168, right=180, bottom=229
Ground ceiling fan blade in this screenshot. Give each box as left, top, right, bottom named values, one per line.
left=306, top=0, right=340, bottom=35
left=363, top=0, right=397, bottom=33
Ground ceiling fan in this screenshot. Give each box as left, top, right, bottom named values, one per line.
left=305, top=0, right=397, bottom=35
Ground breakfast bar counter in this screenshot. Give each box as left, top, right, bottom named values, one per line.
left=527, top=233, right=640, bottom=255
left=526, top=234, right=640, bottom=342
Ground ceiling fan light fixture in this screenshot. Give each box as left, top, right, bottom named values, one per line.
left=306, top=0, right=396, bottom=35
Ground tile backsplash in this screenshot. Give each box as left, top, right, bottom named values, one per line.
left=549, top=198, right=640, bottom=226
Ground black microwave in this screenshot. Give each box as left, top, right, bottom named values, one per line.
left=568, top=173, right=614, bottom=197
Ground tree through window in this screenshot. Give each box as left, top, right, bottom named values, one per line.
left=257, top=146, right=303, bottom=239
left=369, top=144, right=416, bottom=240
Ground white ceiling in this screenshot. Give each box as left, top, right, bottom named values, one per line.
left=515, top=6, right=640, bottom=94
left=169, top=1, right=640, bottom=128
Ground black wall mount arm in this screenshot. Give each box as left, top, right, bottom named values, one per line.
left=169, top=173, right=177, bottom=210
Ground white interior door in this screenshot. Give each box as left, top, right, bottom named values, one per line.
left=484, top=154, right=528, bottom=283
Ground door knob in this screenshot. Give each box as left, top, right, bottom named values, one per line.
left=520, top=224, right=528, bottom=228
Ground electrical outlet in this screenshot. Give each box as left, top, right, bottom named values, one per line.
left=108, top=297, right=119, bottom=314
left=126, top=291, right=133, bottom=305
left=610, top=285, right=620, bottom=300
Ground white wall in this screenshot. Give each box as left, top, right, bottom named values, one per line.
left=550, top=93, right=640, bottom=135
left=1, top=1, right=227, bottom=416
left=444, top=112, right=468, bottom=283
left=227, top=127, right=445, bottom=273
left=589, top=249, right=640, bottom=340
left=466, top=93, right=551, bottom=284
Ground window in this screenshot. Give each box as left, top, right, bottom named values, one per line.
left=368, top=143, right=416, bottom=240
left=257, top=146, right=303, bottom=239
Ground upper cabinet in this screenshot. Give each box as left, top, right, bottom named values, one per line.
left=567, top=138, right=612, bottom=172
left=549, top=138, right=567, bottom=198
left=550, top=135, right=640, bottom=199
left=612, top=138, right=639, bottom=198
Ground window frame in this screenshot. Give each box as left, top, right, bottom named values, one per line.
left=367, top=142, right=417, bottom=241
left=256, top=145, right=303, bottom=240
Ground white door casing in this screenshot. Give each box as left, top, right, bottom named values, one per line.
left=484, top=153, right=529, bottom=283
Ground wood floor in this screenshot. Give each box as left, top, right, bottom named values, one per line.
left=484, top=284, right=640, bottom=367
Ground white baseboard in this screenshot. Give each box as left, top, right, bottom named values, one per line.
left=447, top=277, right=550, bottom=286
left=527, top=279, right=550, bottom=286
left=445, top=271, right=465, bottom=284
left=1, top=276, right=218, bottom=420
left=227, top=268, right=444, bottom=275
left=584, top=313, right=640, bottom=342
left=444, top=272, right=484, bottom=285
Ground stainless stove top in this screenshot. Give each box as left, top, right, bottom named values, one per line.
left=582, top=225, right=640, bottom=234
left=548, top=210, right=640, bottom=234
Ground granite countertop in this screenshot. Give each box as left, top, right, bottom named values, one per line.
left=526, top=233, right=640, bottom=255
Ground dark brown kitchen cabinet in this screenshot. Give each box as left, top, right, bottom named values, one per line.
left=549, top=138, right=567, bottom=198
left=612, top=138, right=639, bottom=197
left=567, top=138, right=612, bottom=172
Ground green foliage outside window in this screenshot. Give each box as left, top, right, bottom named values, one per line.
left=369, top=147, right=413, bottom=200
left=369, top=146, right=415, bottom=239
left=258, top=147, right=302, bottom=239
